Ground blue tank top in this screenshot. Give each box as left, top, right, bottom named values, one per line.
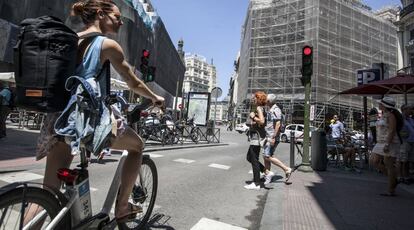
left=75, top=36, right=109, bottom=97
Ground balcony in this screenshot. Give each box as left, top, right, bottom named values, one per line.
left=400, top=3, right=414, bottom=19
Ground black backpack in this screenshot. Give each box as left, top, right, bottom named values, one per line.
left=14, top=16, right=79, bottom=112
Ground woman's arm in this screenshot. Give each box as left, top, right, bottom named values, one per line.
left=255, top=106, right=265, bottom=126
left=101, top=39, right=163, bottom=103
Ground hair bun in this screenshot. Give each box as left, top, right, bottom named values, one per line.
left=72, top=1, right=86, bottom=16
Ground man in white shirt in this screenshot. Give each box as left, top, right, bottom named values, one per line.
left=330, top=114, right=345, bottom=140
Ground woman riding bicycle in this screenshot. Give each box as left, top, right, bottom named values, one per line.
left=35, top=0, right=164, bottom=223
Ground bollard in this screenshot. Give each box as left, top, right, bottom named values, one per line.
left=290, top=131, right=295, bottom=168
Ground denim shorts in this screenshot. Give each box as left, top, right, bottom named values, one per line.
left=263, top=139, right=280, bottom=157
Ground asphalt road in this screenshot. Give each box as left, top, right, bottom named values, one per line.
left=0, top=128, right=294, bottom=230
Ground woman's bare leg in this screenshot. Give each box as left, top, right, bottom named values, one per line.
left=384, top=156, right=397, bottom=194
left=110, top=127, right=144, bottom=218
left=24, top=142, right=72, bottom=228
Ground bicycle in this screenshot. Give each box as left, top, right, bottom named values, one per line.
left=174, top=115, right=200, bottom=143
left=0, top=98, right=158, bottom=230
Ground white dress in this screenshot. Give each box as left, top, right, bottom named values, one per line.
left=372, top=112, right=400, bottom=157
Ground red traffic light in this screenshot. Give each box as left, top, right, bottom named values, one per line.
left=303, top=46, right=312, bottom=56
left=142, top=49, right=150, bottom=58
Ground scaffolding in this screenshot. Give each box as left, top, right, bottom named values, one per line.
left=238, top=0, right=398, bottom=129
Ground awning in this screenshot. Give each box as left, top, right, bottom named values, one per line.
left=0, top=72, right=15, bottom=82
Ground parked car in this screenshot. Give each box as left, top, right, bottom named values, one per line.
left=235, top=123, right=249, bottom=134
left=280, top=124, right=316, bottom=143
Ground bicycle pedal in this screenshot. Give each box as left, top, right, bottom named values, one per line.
left=100, top=219, right=118, bottom=230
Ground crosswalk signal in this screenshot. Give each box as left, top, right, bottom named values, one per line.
left=301, top=45, right=313, bottom=86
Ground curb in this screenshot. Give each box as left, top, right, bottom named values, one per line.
left=260, top=182, right=285, bottom=230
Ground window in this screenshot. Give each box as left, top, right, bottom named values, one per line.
left=297, top=126, right=304, bottom=132
left=287, top=125, right=296, bottom=131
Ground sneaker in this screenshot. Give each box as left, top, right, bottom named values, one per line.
left=264, top=171, right=274, bottom=185
left=244, top=183, right=261, bottom=190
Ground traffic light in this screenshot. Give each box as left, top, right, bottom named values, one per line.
left=301, top=45, right=313, bottom=86
left=140, top=49, right=155, bottom=82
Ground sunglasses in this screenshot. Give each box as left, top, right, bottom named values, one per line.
left=106, top=13, right=124, bottom=23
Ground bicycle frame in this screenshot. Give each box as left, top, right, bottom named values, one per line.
left=24, top=150, right=130, bottom=230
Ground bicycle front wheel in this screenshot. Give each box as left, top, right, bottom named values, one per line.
left=0, top=186, right=70, bottom=230
left=118, top=156, right=158, bottom=230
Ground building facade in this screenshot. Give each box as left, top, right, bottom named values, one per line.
left=209, top=99, right=229, bottom=124
left=183, top=53, right=217, bottom=93
left=0, top=0, right=185, bottom=107
left=397, top=0, right=414, bottom=73
left=238, top=0, right=398, bottom=127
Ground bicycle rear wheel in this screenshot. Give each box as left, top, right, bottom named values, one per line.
left=118, top=156, right=158, bottom=230
left=0, top=186, right=70, bottom=230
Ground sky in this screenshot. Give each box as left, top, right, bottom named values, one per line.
left=150, top=0, right=401, bottom=100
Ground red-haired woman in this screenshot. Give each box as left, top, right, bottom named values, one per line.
left=244, top=91, right=267, bottom=190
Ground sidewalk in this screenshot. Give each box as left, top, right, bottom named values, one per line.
left=260, top=166, right=414, bottom=230
left=0, top=124, right=226, bottom=172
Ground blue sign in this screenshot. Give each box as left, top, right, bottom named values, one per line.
left=357, top=69, right=381, bottom=86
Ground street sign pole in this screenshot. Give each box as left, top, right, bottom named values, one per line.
left=298, top=45, right=313, bottom=172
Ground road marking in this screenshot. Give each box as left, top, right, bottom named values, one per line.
left=90, top=187, right=98, bottom=192
left=173, top=158, right=195, bottom=164
left=0, top=172, right=43, bottom=183
left=190, top=217, right=247, bottom=230
left=248, top=170, right=253, bottom=174
left=208, top=163, right=231, bottom=170
left=149, top=153, right=164, bottom=158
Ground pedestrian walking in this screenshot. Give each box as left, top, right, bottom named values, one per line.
left=244, top=91, right=267, bottom=190
left=0, top=82, right=12, bottom=139
left=31, top=0, right=164, bottom=223
left=371, top=97, right=403, bottom=196
left=398, top=104, right=414, bottom=184
left=262, top=94, right=292, bottom=184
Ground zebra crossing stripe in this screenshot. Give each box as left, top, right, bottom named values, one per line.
left=173, top=158, right=195, bottom=164
left=0, top=172, right=44, bottom=183
left=149, top=153, right=164, bottom=158
left=190, top=217, right=247, bottom=230
left=208, top=163, right=231, bottom=170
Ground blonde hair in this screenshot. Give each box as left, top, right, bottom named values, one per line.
left=72, top=0, right=116, bottom=24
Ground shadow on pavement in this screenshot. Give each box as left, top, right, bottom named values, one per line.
left=143, top=213, right=175, bottom=230
left=307, top=168, right=414, bottom=230
left=0, top=128, right=38, bottom=161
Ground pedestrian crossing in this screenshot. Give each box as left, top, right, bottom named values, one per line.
left=0, top=157, right=253, bottom=230
left=0, top=171, right=43, bottom=183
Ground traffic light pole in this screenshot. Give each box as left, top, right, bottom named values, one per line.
left=298, top=77, right=313, bottom=172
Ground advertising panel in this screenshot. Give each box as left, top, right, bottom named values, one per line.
left=186, top=92, right=210, bottom=126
